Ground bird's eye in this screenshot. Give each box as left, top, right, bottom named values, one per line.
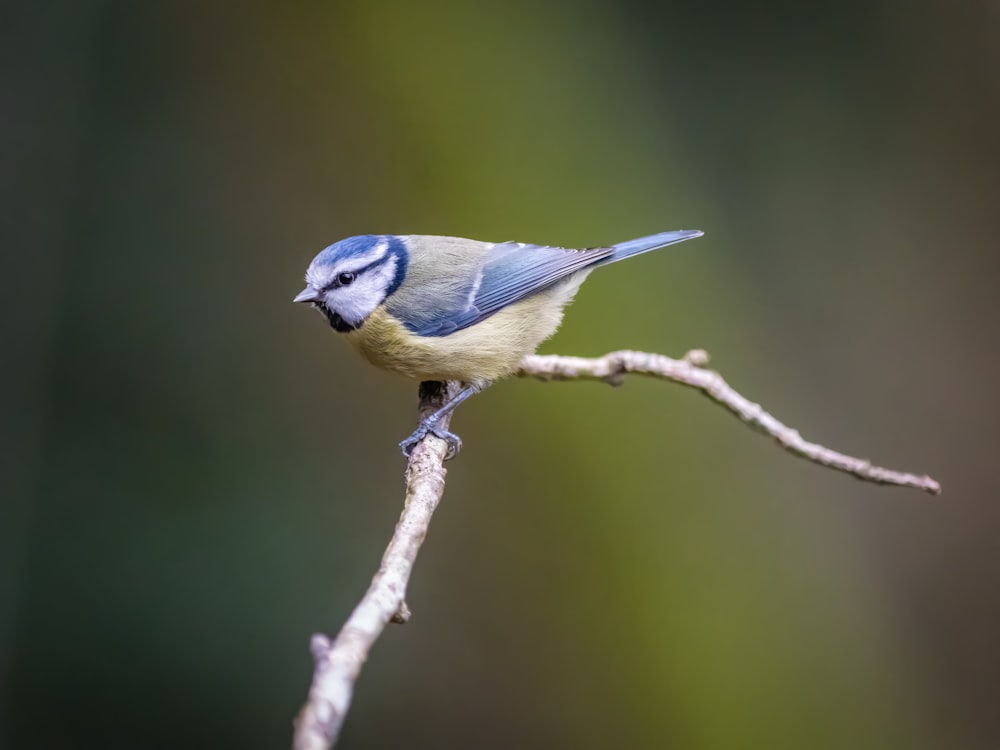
left=337, top=272, right=356, bottom=286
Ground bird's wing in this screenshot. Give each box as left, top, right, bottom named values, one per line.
left=395, top=241, right=612, bottom=337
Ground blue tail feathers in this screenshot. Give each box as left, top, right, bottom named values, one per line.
left=609, top=229, right=704, bottom=263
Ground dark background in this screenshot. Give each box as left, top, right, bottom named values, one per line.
left=3, top=1, right=998, bottom=748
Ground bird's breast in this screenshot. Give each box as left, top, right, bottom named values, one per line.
left=343, top=284, right=581, bottom=383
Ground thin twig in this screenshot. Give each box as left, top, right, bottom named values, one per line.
left=292, top=381, right=460, bottom=750
left=292, top=348, right=941, bottom=750
left=519, top=349, right=941, bottom=495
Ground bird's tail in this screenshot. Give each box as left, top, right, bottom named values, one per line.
left=608, top=229, right=704, bottom=263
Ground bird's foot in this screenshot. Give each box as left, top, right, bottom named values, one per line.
left=399, top=419, right=463, bottom=460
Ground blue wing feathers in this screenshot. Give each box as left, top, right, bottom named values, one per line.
left=399, top=231, right=702, bottom=337
left=471, top=243, right=611, bottom=312
left=402, top=241, right=611, bottom=336
left=390, top=273, right=479, bottom=336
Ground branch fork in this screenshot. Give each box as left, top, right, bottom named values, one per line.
left=292, top=349, right=940, bottom=749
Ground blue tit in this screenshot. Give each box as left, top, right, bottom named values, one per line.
left=294, top=230, right=703, bottom=458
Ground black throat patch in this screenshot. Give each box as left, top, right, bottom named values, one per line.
left=315, top=301, right=358, bottom=333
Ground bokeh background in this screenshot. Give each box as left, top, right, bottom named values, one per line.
left=3, top=1, right=998, bottom=748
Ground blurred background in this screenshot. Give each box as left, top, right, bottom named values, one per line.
left=2, top=1, right=998, bottom=748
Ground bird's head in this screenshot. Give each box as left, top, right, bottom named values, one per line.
left=294, top=235, right=408, bottom=332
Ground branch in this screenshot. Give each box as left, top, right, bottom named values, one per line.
left=292, top=348, right=941, bottom=749
left=519, top=349, right=941, bottom=495
left=292, top=381, right=460, bottom=750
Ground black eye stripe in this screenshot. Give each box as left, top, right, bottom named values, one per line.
left=322, top=256, right=388, bottom=291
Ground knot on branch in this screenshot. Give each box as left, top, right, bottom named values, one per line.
left=391, top=601, right=412, bottom=624
left=602, top=355, right=628, bottom=387
left=310, top=633, right=332, bottom=661
left=683, top=349, right=710, bottom=367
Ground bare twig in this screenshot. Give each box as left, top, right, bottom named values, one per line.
left=292, top=381, right=460, bottom=750
left=292, top=348, right=941, bottom=750
left=519, top=349, right=941, bottom=495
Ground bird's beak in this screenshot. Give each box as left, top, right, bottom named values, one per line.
left=293, top=286, right=319, bottom=303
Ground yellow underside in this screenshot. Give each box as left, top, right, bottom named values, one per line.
left=343, top=279, right=584, bottom=383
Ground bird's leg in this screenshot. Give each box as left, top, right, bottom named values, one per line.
left=399, top=381, right=489, bottom=460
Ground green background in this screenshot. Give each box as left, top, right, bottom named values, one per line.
left=3, top=2, right=998, bottom=748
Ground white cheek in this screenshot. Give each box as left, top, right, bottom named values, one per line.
left=326, top=258, right=397, bottom=324
left=328, top=285, right=381, bottom=323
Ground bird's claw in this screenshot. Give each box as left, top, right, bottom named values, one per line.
left=399, top=421, right=463, bottom=460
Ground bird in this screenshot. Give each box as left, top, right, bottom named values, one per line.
left=294, top=230, right=703, bottom=458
